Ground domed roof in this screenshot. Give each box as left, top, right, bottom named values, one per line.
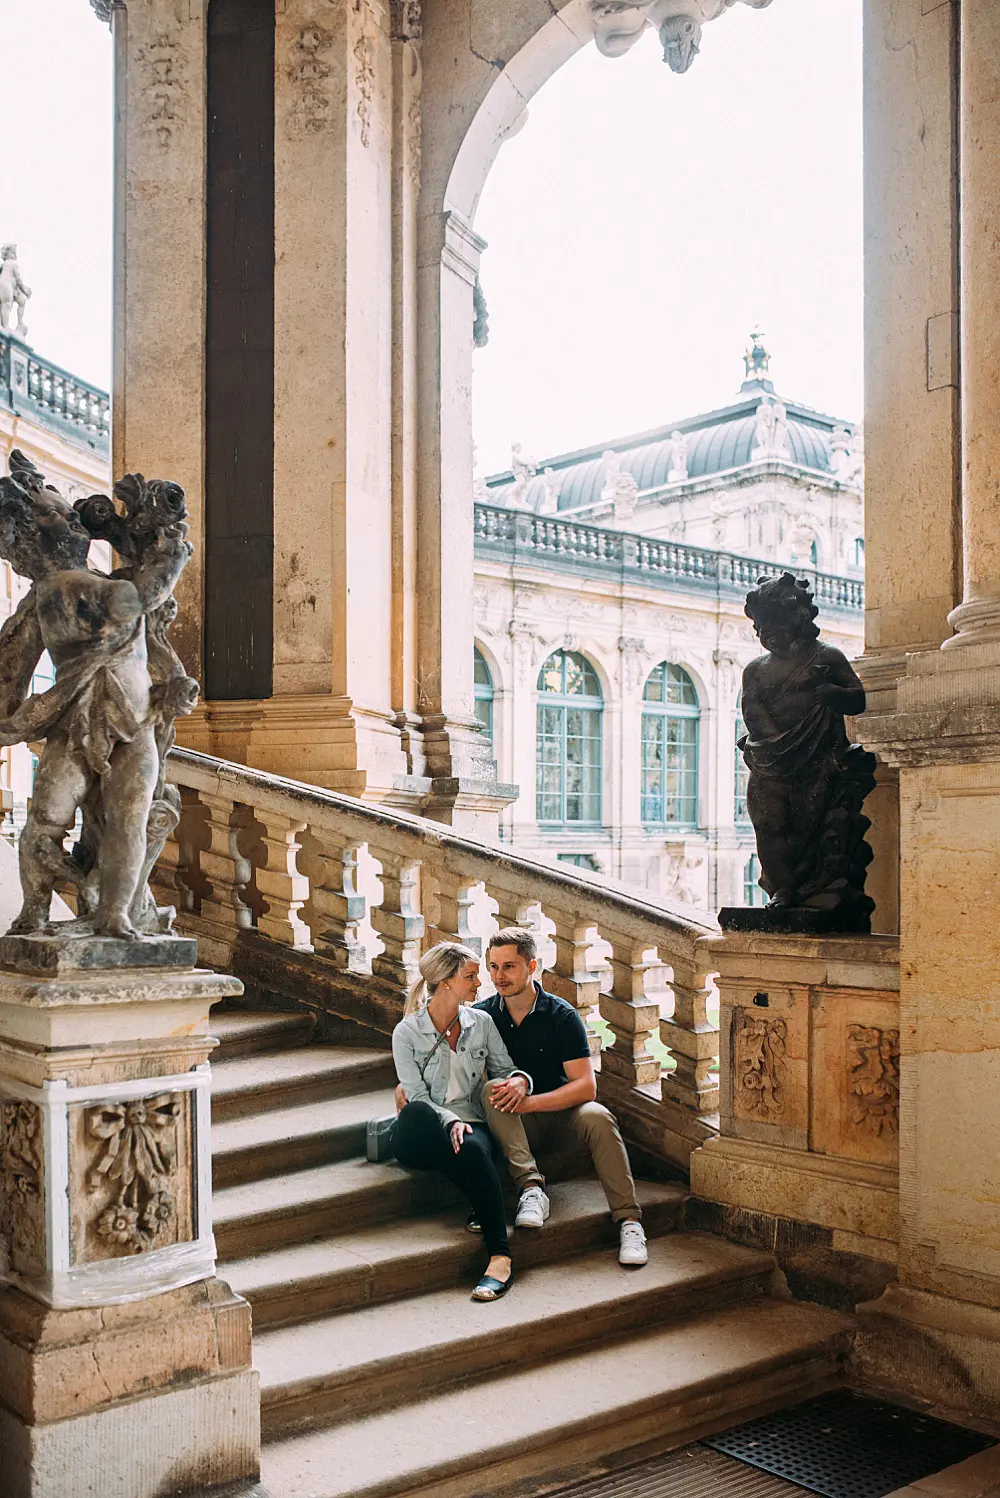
left=484, top=374, right=856, bottom=515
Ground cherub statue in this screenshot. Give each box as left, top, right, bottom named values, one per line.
left=734, top=572, right=876, bottom=931
left=0, top=452, right=198, bottom=940
left=0, top=245, right=31, bottom=340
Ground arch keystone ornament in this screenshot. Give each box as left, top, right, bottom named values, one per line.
left=589, top=0, right=774, bottom=68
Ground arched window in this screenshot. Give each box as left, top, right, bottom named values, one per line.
left=854, top=536, right=865, bottom=568
left=536, top=651, right=602, bottom=825
left=743, top=853, right=766, bottom=906
left=641, top=663, right=699, bottom=826
left=735, top=691, right=750, bottom=825
left=809, top=539, right=819, bottom=566
left=473, top=647, right=494, bottom=740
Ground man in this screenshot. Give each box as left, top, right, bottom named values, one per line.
left=476, top=927, right=647, bottom=1267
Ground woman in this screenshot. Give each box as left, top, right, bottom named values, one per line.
left=392, top=942, right=528, bottom=1301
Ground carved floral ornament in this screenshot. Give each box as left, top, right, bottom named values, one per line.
left=0, top=1100, right=42, bottom=1274
left=86, top=1093, right=182, bottom=1254
left=847, top=1024, right=900, bottom=1137
left=734, top=1011, right=787, bottom=1117
left=589, top=0, right=773, bottom=73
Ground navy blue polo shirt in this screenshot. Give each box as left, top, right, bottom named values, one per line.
left=475, top=983, right=591, bottom=1096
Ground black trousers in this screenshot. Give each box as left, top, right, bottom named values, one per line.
left=394, top=1102, right=510, bottom=1258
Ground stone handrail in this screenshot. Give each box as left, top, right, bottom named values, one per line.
left=474, top=502, right=865, bottom=612
left=1, top=332, right=110, bottom=451
left=161, top=747, right=724, bottom=1169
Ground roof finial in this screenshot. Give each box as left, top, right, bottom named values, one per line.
left=744, top=329, right=770, bottom=382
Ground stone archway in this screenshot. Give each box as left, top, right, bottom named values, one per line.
left=414, top=0, right=773, bottom=771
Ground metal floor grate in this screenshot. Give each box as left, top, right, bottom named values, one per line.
left=704, top=1390, right=997, bottom=1498
left=540, top=1446, right=811, bottom=1498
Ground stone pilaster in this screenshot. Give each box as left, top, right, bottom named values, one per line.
left=0, top=936, right=258, bottom=1498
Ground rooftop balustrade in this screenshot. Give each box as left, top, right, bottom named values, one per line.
left=160, top=748, right=725, bottom=1170
left=1, top=331, right=110, bottom=453
left=474, top=502, right=865, bottom=612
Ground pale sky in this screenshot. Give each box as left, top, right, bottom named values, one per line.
left=472, top=0, right=863, bottom=475
left=3, top=1, right=861, bottom=477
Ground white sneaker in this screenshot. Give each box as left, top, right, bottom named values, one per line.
left=618, top=1220, right=648, bottom=1266
left=514, top=1185, right=550, bottom=1229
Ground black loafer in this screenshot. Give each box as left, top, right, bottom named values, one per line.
left=466, top=1211, right=482, bottom=1234
left=472, top=1269, right=514, bottom=1302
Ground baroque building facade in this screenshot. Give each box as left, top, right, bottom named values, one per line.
left=473, top=342, right=864, bottom=908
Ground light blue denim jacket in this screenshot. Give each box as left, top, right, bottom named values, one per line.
left=391, top=1005, right=530, bottom=1127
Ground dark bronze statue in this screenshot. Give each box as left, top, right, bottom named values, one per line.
left=722, top=572, right=876, bottom=934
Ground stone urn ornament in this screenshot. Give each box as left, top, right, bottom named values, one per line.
left=721, top=571, right=877, bottom=934
left=0, top=450, right=198, bottom=944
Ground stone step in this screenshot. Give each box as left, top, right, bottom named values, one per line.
left=211, top=1044, right=397, bottom=1123
left=256, top=1232, right=776, bottom=1436
left=213, top=1155, right=459, bottom=1257
left=222, top=1177, right=687, bottom=1329
left=210, top=1006, right=318, bottom=1063
left=212, top=1086, right=397, bottom=1189
left=246, top=1297, right=851, bottom=1498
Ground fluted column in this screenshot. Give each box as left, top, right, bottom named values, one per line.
left=945, top=1, right=1000, bottom=647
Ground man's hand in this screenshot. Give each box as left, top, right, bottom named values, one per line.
left=488, top=1075, right=531, bottom=1114
left=394, top=1082, right=407, bottom=1116
left=450, top=1120, right=472, bottom=1154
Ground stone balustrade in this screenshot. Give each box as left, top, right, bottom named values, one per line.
left=1, top=332, right=110, bottom=452
left=474, top=501, right=865, bottom=613
left=159, top=748, right=724, bottom=1169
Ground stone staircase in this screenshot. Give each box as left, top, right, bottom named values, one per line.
left=208, top=1006, right=853, bottom=1498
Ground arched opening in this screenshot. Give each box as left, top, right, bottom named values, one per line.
left=641, top=663, right=700, bottom=827
left=536, top=649, right=603, bottom=826
left=473, top=646, right=495, bottom=740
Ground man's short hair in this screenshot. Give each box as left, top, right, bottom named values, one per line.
left=487, top=927, right=537, bottom=962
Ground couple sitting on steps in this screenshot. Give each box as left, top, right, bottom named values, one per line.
left=391, top=927, right=647, bottom=1304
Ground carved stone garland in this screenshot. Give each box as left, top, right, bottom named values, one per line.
left=735, top=1012, right=787, bottom=1118
left=847, top=1024, right=900, bottom=1137
left=86, top=1094, right=182, bottom=1254
left=0, top=1099, right=44, bottom=1277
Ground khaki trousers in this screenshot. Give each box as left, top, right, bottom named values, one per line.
left=482, top=1088, right=641, bottom=1224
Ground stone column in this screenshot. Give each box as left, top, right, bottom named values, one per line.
left=416, top=208, right=514, bottom=833
left=862, top=0, right=960, bottom=666
left=0, top=936, right=257, bottom=1498
left=111, top=0, right=207, bottom=678
left=943, top=0, right=1000, bottom=648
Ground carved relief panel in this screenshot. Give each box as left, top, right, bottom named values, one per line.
left=809, top=989, right=901, bottom=1168
left=734, top=1012, right=787, bottom=1119
left=0, top=1098, right=45, bottom=1279
left=727, top=987, right=808, bottom=1141
left=68, top=1091, right=195, bottom=1263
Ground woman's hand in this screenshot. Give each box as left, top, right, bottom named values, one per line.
left=450, top=1120, right=472, bottom=1154
left=489, top=1075, right=530, bottom=1114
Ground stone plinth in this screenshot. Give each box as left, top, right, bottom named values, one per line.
left=0, top=938, right=259, bottom=1498
left=690, top=931, right=900, bottom=1303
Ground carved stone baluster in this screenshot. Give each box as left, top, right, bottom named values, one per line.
left=660, top=963, right=720, bottom=1117
left=546, top=909, right=602, bottom=1056
left=598, top=930, right=661, bottom=1089
left=433, top=867, right=482, bottom=954
left=255, top=811, right=312, bottom=949
left=369, top=849, right=424, bottom=1001
left=154, top=785, right=203, bottom=915
left=304, top=833, right=369, bottom=972
left=198, top=791, right=253, bottom=937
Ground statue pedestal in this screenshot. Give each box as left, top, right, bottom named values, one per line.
left=689, top=930, right=901, bottom=1309
left=0, top=936, right=259, bottom=1498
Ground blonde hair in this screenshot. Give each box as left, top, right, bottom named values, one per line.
left=404, top=941, right=480, bottom=1016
